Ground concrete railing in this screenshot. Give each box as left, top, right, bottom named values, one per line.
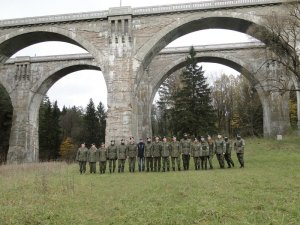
left=0, top=0, right=289, bottom=28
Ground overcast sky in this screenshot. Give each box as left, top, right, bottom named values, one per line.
left=1, top=0, right=257, bottom=109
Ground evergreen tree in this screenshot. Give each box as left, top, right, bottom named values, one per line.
left=83, top=98, right=101, bottom=146
left=171, top=47, right=216, bottom=137
left=50, top=101, right=61, bottom=159
left=96, top=102, right=107, bottom=144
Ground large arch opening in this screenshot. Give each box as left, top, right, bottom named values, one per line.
left=0, top=83, right=13, bottom=164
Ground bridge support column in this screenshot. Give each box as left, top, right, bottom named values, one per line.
left=257, top=86, right=291, bottom=138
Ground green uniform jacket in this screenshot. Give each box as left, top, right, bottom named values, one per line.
left=224, top=141, right=232, bottom=154
left=192, top=143, right=201, bottom=157
left=126, top=143, right=137, bottom=157
left=152, top=142, right=162, bottom=157
left=87, top=146, right=98, bottom=162
left=201, top=141, right=209, bottom=157
left=145, top=143, right=153, bottom=157
left=117, top=144, right=127, bottom=159
left=215, top=139, right=225, bottom=154
left=170, top=141, right=181, bottom=157
left=234, top=139, right=245, bottom=153
left=107, top=145, right=117, bottom=160
left=180, top=139, right=191, bottom=155
left=208, top=141, right=215, bottom=156
left=76, top=147, right=88, bottom=162
left=161, top=142, right=170, bottom=157
left=97, top=147, right=107, bottom=162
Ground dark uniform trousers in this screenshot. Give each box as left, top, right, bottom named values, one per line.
left=224, top=153, right=235, bottom=168
left=171, top=157, right=181, bottom=171
left=200, top=156, right=208, bottom=170
left=145, top=157, right=153, bottom=172
left=153, top=157, right=161, bottom=172
left=193, top=157, right=200, bottom=170
left=216, top=154, right=225, bottom=169
left=237, top=153, right=244, bottom=167
left=128, top=157, right=136, bottom=172
left=89, top=162, right=96, bottom=173
left=182, top=154, right=190, bottom=170
left=208, top=155, right=214, bottom=169
left=118, top=159, right=126, bottom=172
left=109, top=159, right=116, bottom=173
left=99, top=161, right=106, bottom=174
left=162, top=157, right=170, bottom=171
left=79, top=161, right=86, bottom=173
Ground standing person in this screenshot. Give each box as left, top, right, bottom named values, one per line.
left=137, top=139, right=145, bottom=172
left=97, top=143, right=107, bottom=174
left=169, top=136, right=181, bottom=171
left=192, top=137, right=201, bottom=170
left=87, top=143, right=97, bottom=174
left=234, top=135, right=245, bottom=168
left=107, top=140, right=117, bottom=173
left=117, top=139, right=127, bottom=173
left=207, top=135, right=215, bottom=169
left=144, top=137, right=153, bottom=172
left=152, top=136, right=162, bottom=172
left=126, top=137, right=137, bottom=173
left=180, top=133, right=191, bottom=170
left=224, top=137, right=235, bottom=168
left=161, top=137, right=170, bottom=172
left=215, top=134, right=225, bottom=169
left=200, top=137, right=209, bottom=170
left=76, top=143, right=88, bottom=174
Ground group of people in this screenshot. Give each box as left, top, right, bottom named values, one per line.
left=75, top=133, right=245, bottom=174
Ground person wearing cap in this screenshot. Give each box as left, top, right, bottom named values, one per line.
left=169, top=136, right=181, bottom=171
left=97, top=143, right=107, bottom=174
left=224, top=137, right=235, bottom=168
left=234, top=135, right=245, bottom=168
left=152, top=136, right=162, bottom=172
left=161, top=137, right=170, bottom=172
left=180, top=133, right=191, bottom=170
left=207, top=135, right=215, bottom=169
left=87, top=143, right=98, bottom=174
left=126, top=137, right=138, bottom=172
left=191, top=137, right=201, bottom=170
left=144, top=137, right=154, bottom=172
left=215, top=134, right=225, bottom=169
left=200, top=136, right=209, bottom=170
left=75, top=143, right=88, bottom=174
left=137, top=138, right=145, bottom=172
left=117, top=139, right=127, bottom=173
left=107, top=140, right=117, bottom=173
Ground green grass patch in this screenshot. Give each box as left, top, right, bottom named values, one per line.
left=0, top=136, right=300, bottom=225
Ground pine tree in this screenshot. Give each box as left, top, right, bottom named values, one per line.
left=83, top=98, right=101, bottom=146
left=171, top=47, right=216, bottom=137
left=96, top=102, right=107, bottom=144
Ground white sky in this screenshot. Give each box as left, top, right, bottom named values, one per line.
left=1, top=0, right=258, bottom=109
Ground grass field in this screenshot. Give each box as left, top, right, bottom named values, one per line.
left=0, top=136, right=300, bottom=225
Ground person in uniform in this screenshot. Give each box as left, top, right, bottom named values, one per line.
left=97, top=143, right=107, bottom=174
left=107, top=140, right=117, bottom=173
left=87, top=143, right=97, bottom=174
left=169, top=136, right=181, bottom=171
left=192, top=137, right=201, bottom=170
left=144, top=137, right=153, bottom=172
left=161, top=137, right=170, bottom=172
left=137, top=139, right=145, bottom=172
left=76, top=143, right=88, bottom=174
left=117, top=139, right=127, bottom=173
left=224, top=137, right=235, bottom=168
left=207, top=135, right=215, bottom=169
left=126, top=137, right=137, bottom=172
left=180, top=133, right=191, bottom=170
left=234, top=135, right=245, bottom=168
left=215, top=134, right=225, bottom=169
left=152, top=136, right=162, bottom=172
left=200, top=136, right=209, bottom=170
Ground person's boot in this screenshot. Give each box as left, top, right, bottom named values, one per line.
left=173, top=167, right=175, bottom=171
left=232, top=162, right=235, bottom=167
left=118, top=168, right=120, bottom=173
left=178, top=167, right=181, bottom=171
left=109, top=169, right=112, bottom=173
left=147, top=168, right=149, bottom=172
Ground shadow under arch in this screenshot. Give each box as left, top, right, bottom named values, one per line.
left=0, top=27, right=106, bottom=70
left=0, top=83, right=13, bottom=163
left=134, top=11, right=283, bottom=90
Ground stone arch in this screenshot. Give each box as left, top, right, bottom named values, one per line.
left=134, top=11, right=275, bottom=89
left=0, top=27, right=106, bottom=72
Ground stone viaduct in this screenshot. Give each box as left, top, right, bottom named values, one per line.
left=0, top=0, right=299, bottom=162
